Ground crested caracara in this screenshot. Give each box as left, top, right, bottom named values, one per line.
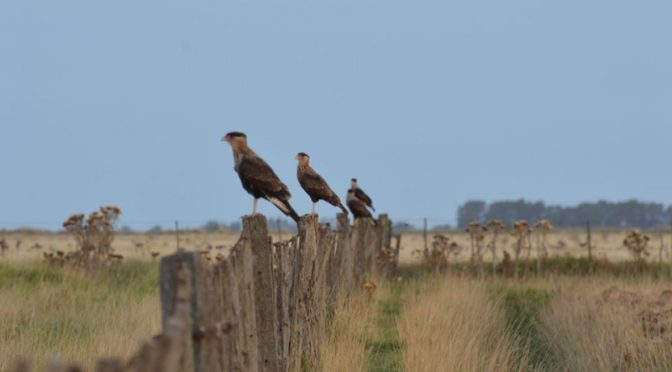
left=351, top=178, right=375, bottom=211
left=347, top=189, right=377, bottom=226
left=222, top=132, right=300, bottom=222
left=296, top=153, right=348, bottom=215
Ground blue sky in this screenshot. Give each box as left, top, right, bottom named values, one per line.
left=1, top=0, right=671, bottom=229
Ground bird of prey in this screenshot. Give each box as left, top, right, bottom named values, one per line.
left=350, top=178, right=375, bottom=211
left=347, top=189, right=377, bottom=226
left=295, top=152, right=348, bottom=215
left=222, top=132, right=300, bottom=222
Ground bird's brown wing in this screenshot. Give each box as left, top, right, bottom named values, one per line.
left=347, top=197, right=372, bottom=219
left=300, top=168, right=341, bottom=204
left=238, top=155, right=291, bottom=199
left=354, top=188, right=374, bottom=209
left=238, top=155, right=300, bottom=222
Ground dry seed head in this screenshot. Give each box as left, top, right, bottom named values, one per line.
left=513, top=220, right=530, bottom=233
left=535, top=219, right=553, bottom=231
left=486, top=219, right=505, bottom=230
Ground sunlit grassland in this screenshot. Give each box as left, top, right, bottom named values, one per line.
left=0, top=260, right=160, bottom=371
left=322, top=265, right=672, bottom=372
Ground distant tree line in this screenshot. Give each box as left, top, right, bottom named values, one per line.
left=457, top=199, right=672, bottom=229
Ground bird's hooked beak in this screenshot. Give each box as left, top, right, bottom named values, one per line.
left=221, top=134, right=231, bottom=143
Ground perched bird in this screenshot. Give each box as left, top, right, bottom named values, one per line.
left=222, top=132, right=300, bottom=222
left=347, top=189, right=377, bottom=226
left=351, top=178, right=375, bottom=211
left=295, top=152, right=348, bottom=215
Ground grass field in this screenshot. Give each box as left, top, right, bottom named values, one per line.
left=0, top=260, right=160, bottom=371
left=1, top=228, right=670, bottom=264
left=323, top=267, right=672, bottom=371
left=2, top=228, right=672, bottom=370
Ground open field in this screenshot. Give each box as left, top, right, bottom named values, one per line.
left=2, top=228, right=671, bottom=264
left=324, top=269, right=672, bottom=371
left=398, top=229, right=672, bottom=264
left=3, top=227, right=672, bottom=371
left=0, top=261, right=160, bottom=371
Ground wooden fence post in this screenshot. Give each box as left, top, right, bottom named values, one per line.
left=243, top=215, right=281, bottom=372
left=336, top=213, right=354, bottom=295
left=351, top=221, right=367, bottom=286
left=231, top=236, right=260, bottom=372
left=272, top=237, right=296, bottom=372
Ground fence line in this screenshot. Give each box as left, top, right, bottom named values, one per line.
left=12, top=213, right=394, bottom=372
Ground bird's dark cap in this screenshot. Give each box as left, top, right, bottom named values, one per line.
left=223, top=132, right=247, bottom=141
left=297, top=152, right=309, bottom=157
left=351, top=178, right=358, bottom=182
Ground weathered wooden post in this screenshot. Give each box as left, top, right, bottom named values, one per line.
left=212, top=255, right=243, bottom=371
left=243, top=215, right=281, bottom=372
left=351, top=220, right=368, bottom=285
left=376, top=214, right=394, bottom=278
left=231, top=233, right=260, bottom=372
left=287, top=215, right=320, bottom=371
left=137, top=257, right=194, bottom=372
left=159, top=251, right=206, bottom=371
left=336, top=213, right=354, bottom=295
left=380, top=214, right=392, bottom=250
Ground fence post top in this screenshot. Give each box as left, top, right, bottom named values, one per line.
left=336, top=213, right=349, bottom=229
left=242, top=214, right=268, bottom=227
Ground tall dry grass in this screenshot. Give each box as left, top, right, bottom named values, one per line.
left=540, top=278, right=672, bottom=371
left=320, top=289, right=381, bottom=371
left=397, top=278, right=531, bottom=372
left=0, top=261, right=160, bottom=371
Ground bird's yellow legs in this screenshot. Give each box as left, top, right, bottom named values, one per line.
left=252, top=198, right=258, bottom=216
left=311, top=202, right=316, bottom=215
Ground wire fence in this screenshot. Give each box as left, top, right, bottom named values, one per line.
left=0, top=216, right=460, bottom=232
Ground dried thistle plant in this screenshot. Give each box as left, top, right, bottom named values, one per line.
left=534, top=219, right=553, bottom=276
left=512, top=220, right=531, bottom=279
left=59, top=205, right=122, bottom=269
left=425, top=234, right=461, bottom=273
left=466, top=221, right=487, bottom=278
left=486, top=219, right=505, bottom=277
left=623, top=229, right=650, bottom=269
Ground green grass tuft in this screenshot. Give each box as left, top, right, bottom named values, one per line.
left=367, top=284, right=405, bottom=372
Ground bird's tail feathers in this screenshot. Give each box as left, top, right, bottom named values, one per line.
left=339, top=203, right=349, bottom=215
left=268, top=197, right=301, bottom=223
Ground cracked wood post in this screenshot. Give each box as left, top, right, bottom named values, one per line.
left=159, top=252, right=199, bottom=371
left=336, top=213, right=354, bottom=295
left=320, top=222, right=339, bottom=315
left=351, top=220, right=366, bottom=287
left=377, top=214, right=393, bottom=278
left=209, top=255, right=240, bottom=371
left=302, top=214, right=321, bottom=370
left=272, top=237, right=295, bottom=372
left=160, top=251, right=221, bottom=372
left=243, top=214, right=281, bottom=372
left=231, top=232, right=260, bottom=372
left=130, top=257, right=193, bottom=372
